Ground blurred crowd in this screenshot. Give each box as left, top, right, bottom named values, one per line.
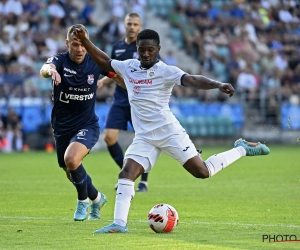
left=166, top=0, right=300, bottom=124
left=0, top=0, right=101, bottom=151
left=0, top=0, right=100, bottom=101
left=0, top=0, right=300, bottom=151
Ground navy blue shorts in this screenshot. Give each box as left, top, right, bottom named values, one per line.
left=105, top=104, right=132, bottom=130
left=54, top=125, right=100, bottom=168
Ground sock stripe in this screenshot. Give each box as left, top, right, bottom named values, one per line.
left=204, top=162, right=213, bottom=177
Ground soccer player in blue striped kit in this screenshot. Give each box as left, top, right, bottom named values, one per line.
left=40, top=24, right=124, bottom=221
left=98, top=12, right=149, bottom=192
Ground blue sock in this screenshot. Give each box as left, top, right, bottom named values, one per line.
left=141, top=172, right=148, bottom=182
left=108, top=142, right=124, bottom=169
left=87, top=174, right=98, bottom=201
left=69, top=164, right=88, bottom=200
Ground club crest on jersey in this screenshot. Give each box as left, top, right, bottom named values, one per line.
left=133, top=86, right=141, bottom=94
left=87, top=74, right=94, bottom=85
left=46, top=56, right=58, bottom=63
left=147, top=69, right=155, bottom=78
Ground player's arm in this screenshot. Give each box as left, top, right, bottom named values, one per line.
left=40, top=63, right=61, bottom=85
left=182, top=74, right=234, bottom=97
left=98, top=74, right=126, bottom=89
left=97, top=76, right=114, bottom=88
left=111, top=74, right=126, bottom=89
left=73, top=28, right=114, bottom=72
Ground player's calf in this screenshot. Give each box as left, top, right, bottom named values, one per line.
left=183, top=156, right=210, bottom=179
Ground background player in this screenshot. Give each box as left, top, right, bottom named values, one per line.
left=40, top=24, right=124, bottom=221
left=98, top=12, right=149, bottom=192
left=72, top=28, right=270, bottom=233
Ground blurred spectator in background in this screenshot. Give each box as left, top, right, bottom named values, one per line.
left=80, top=0, right=100, bottom=27
left=236, top=64, right=259, bottom=107
left=96, top=15, right=122, bottom=52
left=0, top=28, right=18, bottom=67
left=129, top=0, right=146, bottom=25
left=0, top=0, right=299, bottom=141
left=0, top=113, right=8, bottom=152
left=163, top=50, right=177, bottom=66
left=47, top=0, right=66, bottom=26
left=3, top=107, right=23, bottom=152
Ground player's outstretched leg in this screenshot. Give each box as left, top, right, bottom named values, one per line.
left=203, top=138, right=270, bottom=177
left=88, top=192, right=108, bottom=220
left=234, top=138, right=270, bottom=156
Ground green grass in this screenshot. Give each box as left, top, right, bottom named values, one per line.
left=0, top=145, right=299, bottom=250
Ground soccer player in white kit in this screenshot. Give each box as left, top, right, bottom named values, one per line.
left=73, top=28, right=270, bottom=234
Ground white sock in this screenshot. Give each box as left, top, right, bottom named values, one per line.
left=114, top=179, right=135, bottom=227
left=205, top=147, right=246, bottom=177
left=92, top=192, right=101, bottom=204
left=78, top=198, right=89, bottom=203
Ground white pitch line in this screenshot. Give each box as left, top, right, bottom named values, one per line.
left=1, top=215, right=300, bottom=229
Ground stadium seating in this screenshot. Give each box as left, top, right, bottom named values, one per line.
left=22, top=106, right=44, bottom=133
left=281, top=104, right=300, bottom=130
left=170, top=28, right=184, bottom=49
left=173, top=103, right=242, bottom=137
left=94, top=104, right=110, bottom=130
left=0, top=103, right=243, bottom=136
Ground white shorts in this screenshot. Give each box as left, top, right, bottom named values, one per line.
left=124, top=121, right=198, bottom=172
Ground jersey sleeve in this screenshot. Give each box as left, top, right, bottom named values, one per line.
left=45, top=55, right=63, bottom=70
left=110, top=59, right=127, bottom=76
left=164, top=65, right=187, bottom=86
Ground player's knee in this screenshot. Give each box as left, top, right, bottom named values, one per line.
left=104, top=134, right=117, bottom=145
left=64, top=155, right=79, bottom=170
left=193, top=164, right=209, bottom=179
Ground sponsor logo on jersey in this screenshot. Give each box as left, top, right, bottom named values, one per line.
left=64, top=73, right=73, bottom=77
left=69, top=87, right=91, bottom=92
left=87, top=74, right=94, bottom=85
left=59, top=91, right=94, bottom=103
left=64, top=67, right=77, bottom=74
left=115, top=49, right=125, bottom=57
left=129, top=78, right=152, bottom=85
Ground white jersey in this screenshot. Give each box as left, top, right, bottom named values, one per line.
left=111, top=59, right=186, bottom=134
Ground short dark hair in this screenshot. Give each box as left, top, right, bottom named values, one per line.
left=125, top=12, right=141, bottom=19
left=137, top=29, right=160, bottom=45
left=67, top=24, right=89, bottom=40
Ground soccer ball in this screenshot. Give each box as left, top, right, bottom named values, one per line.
left=148, top=204, right=179, bottom=233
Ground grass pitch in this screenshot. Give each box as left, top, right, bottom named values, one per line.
left=0, top=145, right=299, bottom=250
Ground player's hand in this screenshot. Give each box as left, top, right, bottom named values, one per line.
left=97, top=79, right=104, bottom=89
left=48, top=68, right=61, bottom=85
left=218, top=83, right=234, bottom=97
left=72, top=28, right=86, bottom=42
